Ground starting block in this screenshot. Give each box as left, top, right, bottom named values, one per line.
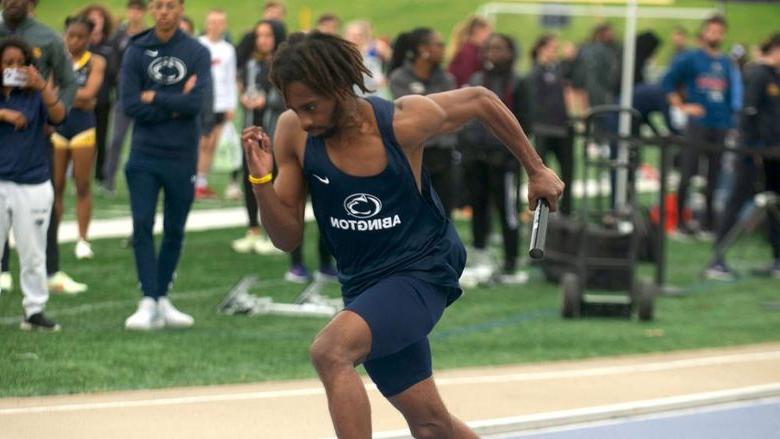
left=218, top=275, right=342, bottom=318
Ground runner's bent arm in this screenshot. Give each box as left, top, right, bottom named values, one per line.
left=242, top=110, right=307, bottom=251
left=393, top=86, right=564, bottom=210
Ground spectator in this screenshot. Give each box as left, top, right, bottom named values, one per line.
left=662, top=15, right=742, bottom=238
left=236, top=1, right=287, bottom=69
left=178, top=14, right=194, bottom=35
left=315, top=13, right=341, bottom=35
left=634, top=31, right=661, bottom=85
left=231, top=19, right=286, bottom=255
left=102, top=0, right=147, bottom=195
left=262, top=0, right=286, bottom=22
left=78, top=4, right=116, bottom=185
left=195, top=9, right=237, bottom=199
left=705, top=32, right=780, bottom=280
left=121, top=0, right=211, bottom=330
left=389, top=27, right=458, bottom=217
left=460, top=33, right=531, bottom=284
left=0, top=37, right=66, bottom=330
left=572, top=23, right=621, bottom=109
left=529, top=34, right=574, bottom=216
left=52, top=16, right=106, bottom=261
left=344, top=20, right=389, bottom=97
left=1, top=0, right=86, bottom=295
left=446, top=15, right=492, bottom=88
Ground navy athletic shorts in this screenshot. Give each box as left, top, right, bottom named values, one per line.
left=344, top=274, right=452, bottom=397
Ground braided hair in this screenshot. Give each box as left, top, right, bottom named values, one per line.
left=269, top=31, right=371, bottom=100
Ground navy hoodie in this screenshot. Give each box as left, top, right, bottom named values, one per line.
left=120, top=28, right=211, bottom=162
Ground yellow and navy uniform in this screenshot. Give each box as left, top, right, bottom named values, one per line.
left=51, top=51, right=97, bottom=150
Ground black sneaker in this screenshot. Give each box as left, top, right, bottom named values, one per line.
left=20, top=312, right=61, bottom=332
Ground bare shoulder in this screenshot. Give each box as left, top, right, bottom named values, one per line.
left=392, top=95, right=447, bottom=149
left=92, top=53, right=107, bottom=69
left=274, top=110, right=307, bottom=162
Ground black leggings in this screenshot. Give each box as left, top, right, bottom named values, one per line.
left=464, top=159, right=520, bottom=272
left=535, top=134, right=574, bottom=216
left=715, top=157, right=780, bottom=261
left=677, top=125, right=726, bottom=231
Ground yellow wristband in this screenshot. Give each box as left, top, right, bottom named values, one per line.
left=248, top=173, right=273, bottom=185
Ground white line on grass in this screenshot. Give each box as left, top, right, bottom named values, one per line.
left=2, top=350, right=779, bottom=415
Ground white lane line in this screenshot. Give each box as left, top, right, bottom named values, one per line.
left=1, top=350, right=779, bottom=415
left=373, top=385, right=780, bottom=439
left=484, top=396, right=780, bottom=438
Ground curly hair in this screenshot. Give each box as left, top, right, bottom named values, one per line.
left=0, top=37, right=34, bottom=66
left=269, top=31, right=371, bottom=100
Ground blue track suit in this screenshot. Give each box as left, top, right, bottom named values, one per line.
left=120, top=29, right=211, bottom=299
left=305, top=97, right=466, bottom=396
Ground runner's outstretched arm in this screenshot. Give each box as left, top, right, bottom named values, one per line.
left=393, top=86, right=565, bottom=211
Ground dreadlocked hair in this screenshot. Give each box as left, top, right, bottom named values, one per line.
left=269, top=31, right=372, bottom=100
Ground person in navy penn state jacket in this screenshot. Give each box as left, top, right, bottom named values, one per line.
left=120, top=0, right=211, bottom=330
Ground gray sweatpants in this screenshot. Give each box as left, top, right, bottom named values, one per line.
left=0, top=180, right=53, bottom=317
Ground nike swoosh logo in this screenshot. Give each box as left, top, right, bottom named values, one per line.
left=313, top=174, right=330, bottom=185
left=145, top=49, right=159, bottom=57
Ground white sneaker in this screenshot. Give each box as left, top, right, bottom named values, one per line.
left=75, top=239, right=94, bottom=260
left=125, top=297, right=164, bottom=330
left=498, top=270, right=530, bottom=285
left=231, top=232, right=260, bottom=254
left=224, top=181, right=242, bottom=200
left=157, top=297, right=194, bottom=328
left=254, top=235, right=280, bottom=254
left=48, top=271, right=88, bottom=295
left=0, top=272, right=12, bottom=292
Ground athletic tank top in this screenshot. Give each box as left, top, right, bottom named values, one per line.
left=73, top=51, right=92, bottom=88
left=303, top=97, right=466, bottom=302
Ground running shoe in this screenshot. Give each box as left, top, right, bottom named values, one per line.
left=315, top=266, right=339, bottom=282
left=231, top=232, right=260, bottom=254
left=285, top=264, right=312, bottom=283
left=0, top=272, right=12, bottom=292
left=703, top=261, right=736, bottom=281
left=125, top=297, right=164, bottom=331
left=157, top=297, right=194, bottom=328
left=224, top=181, right=242, bottom=200
left=48, top=271, right=87, bottom=294
left=195, top=186, right=217, bottom=200
left=75, top=239, right=94, bottom=260
left=20, top=312, right=61, bottom=332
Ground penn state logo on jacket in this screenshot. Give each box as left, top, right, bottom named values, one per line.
left=148, top=56, right=187, bottom=85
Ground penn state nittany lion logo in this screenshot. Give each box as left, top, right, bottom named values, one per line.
left=147, top=56, right=187, bottom=85
left=344, top=193, right=383, bottom=219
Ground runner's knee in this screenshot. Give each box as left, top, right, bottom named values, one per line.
left=408, top=416, right=453, bottom=439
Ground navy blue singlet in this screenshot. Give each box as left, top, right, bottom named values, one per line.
left=303, top=97, right=466, bottom=302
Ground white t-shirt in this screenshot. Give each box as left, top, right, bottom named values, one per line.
left=198, top=36, right=238, bottom=113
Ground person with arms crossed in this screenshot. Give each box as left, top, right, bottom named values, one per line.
left=121, top=0, right=211, bottom=330
left=242, top=31, right=563, bottom=438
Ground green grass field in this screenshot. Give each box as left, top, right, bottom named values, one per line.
left=1, top=219, right=778, bottom=397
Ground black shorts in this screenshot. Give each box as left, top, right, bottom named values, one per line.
left=344, top=275, right=450, bottom=397
left=201, top=112, right=227, bottom=136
